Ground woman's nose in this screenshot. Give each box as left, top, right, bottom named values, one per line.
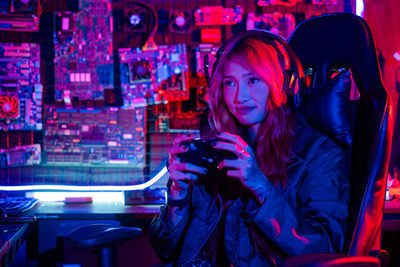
left=234, top=82, right=251, bottom=103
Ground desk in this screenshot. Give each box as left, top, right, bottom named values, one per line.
left=0, top=201, right=161, bottom=266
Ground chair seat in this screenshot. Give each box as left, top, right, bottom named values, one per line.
left=67, top=224, right=142, bottom=249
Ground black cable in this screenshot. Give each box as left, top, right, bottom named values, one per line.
left=204, top=54, right=211, bottom=86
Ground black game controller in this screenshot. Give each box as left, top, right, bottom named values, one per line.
left=178, top=138, right=238, bottom=170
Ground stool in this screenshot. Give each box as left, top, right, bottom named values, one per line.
left=67, top=224, right=142, bottom=267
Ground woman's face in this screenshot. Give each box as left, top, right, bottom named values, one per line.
left=223, top=60, right=269, bottom=130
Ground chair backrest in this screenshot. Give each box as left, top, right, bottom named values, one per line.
left=288, top=13, right=393, bottom=256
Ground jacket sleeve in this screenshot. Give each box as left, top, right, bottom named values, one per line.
left=150, top=195, right=191, bottom=263
left=243, top=135, right=350, bottom=256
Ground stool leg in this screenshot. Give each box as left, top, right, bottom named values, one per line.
left=97, top=247, right=116, bottom=267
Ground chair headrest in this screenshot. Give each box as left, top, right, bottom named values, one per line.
left=302, top=70, right=352, bottom=147
left=288, top=13, right=384, bottom=97
left=289, top=13, right=387, bottom=148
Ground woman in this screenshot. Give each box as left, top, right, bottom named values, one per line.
left=151, top=30, right=349, bottom=266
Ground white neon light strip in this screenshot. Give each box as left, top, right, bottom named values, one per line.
left=356, top=0, right=364, bottom=17
left=0, top=167, right=167, bottom=191
left=28, top=191, right=124, bottom=202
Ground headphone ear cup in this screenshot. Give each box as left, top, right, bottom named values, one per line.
left=283, top=70, right=295, bottom=94
left=283, top=70, right=303, bottom=111
left=294, top=77, right=304, bottom=109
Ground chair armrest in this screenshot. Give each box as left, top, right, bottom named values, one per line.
left=281, top=253, right=380, bottom=267
left=369, top=249, right=389, bottom=267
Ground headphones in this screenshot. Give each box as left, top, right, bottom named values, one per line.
left=204, top=30, right=304, bottom=110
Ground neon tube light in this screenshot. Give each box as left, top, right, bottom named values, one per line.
left=29, top=191, right=124, bottom=202
left=356, top=0, right=364, bottom=17
left=0, top=166, right=168, bottom=191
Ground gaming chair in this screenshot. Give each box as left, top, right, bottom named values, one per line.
left=282, top=12, right=393, bottom=267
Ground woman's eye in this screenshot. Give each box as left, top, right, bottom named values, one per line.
left=224, top=80, right=235, bottom=87
left=248, top=77, right=260, bottom=85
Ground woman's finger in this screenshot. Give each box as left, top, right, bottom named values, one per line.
left=212, top=140, right=250, bottom=158
left=170, top=170, right=199, bottom=182
left=170, top=161, right=208, bottom=175
left=226, top=169, right=242, bottom=179
left=217, top=159, right=247, bottom=169
left=172, top=132, right=200, bottom=146
left=169, top=178, right=190, bottom=192
left=169, top=144, right=189, bottom=157
left=217, top=132, right=249, bottom=148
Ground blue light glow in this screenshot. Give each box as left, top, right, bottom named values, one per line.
left=1, top=167, right=168, bottom=192
left=174, top=67, right=181, bottom=74
left=130, top=14, right=141, bottom=25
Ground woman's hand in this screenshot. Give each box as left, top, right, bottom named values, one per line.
left=168, top=133, right=209, bottom=200
left=213, top=132, right=270, bottom=204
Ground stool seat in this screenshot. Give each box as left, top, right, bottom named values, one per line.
left=68, top=224, right=142, bottom=249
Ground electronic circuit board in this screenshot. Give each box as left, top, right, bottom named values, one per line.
left=246, top=12, right=296, bottom=40
left=44, top=105, right=146, bottom=167
left=0, top=144, right=41, bottom=168
left=0, top=0, right=39, bottom=32
left=194, top=6, right=243, bottom=26
left=119, top=44, right=189, bottom=106
left=0, top=42, right=42, bottom=130
left=53, top=0, right=114, bottom=103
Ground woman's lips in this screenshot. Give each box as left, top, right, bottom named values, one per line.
left=235, top=106, right=255, bottom=114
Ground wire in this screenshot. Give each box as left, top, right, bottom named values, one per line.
left=38, top=0, right=48, bottom=16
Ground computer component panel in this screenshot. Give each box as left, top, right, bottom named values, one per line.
left=246, top=12, right=296, bottom=40
left=194, top=6, right=243, bottom=26
left=0, top=0, right=39, bottom=32
left=0, top=43, right=42, bottom=131
left=53, top=0, right=114, bottom=103
left=121, top=1, right=157, bottom=34
left=119, top=44, right=189, bottom=107
left=0, top=144, right=41, bottom=168
left=44, top=105, right=146, bottom=167
left=169, top=9, right=193, bottom=33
